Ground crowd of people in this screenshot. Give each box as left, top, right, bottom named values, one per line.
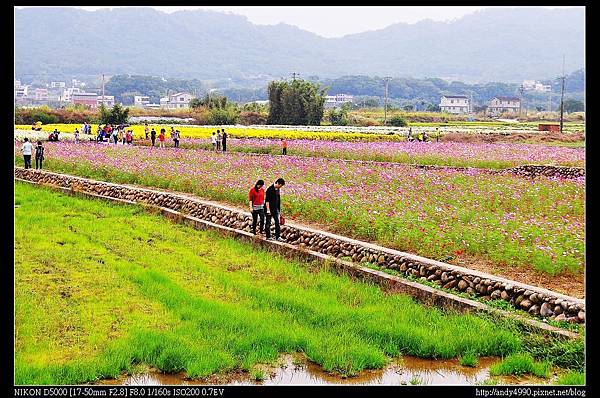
left=210, top=129, right=228, bottom=152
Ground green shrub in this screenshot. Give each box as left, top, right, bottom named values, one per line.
left=207, top=108, right=239, bottom=125
left=388, top=115, right=408, bottom=127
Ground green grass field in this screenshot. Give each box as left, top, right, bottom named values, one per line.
left=13, top=182, right=540, bottom=384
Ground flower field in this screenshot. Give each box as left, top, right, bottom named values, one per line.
left=158, top=138, right=585, bottom=169
left=15, top=128, right=585, bottom=169
left=15, top=142, right=585, bottom=281
left=15, top=124, right=407, bottom=142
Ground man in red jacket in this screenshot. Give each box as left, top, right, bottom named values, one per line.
left=249, top=179, right=266, bottom=235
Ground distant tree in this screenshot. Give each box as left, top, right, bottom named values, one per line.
left=388, top=115, right=408, bottom=127
left=207, top=108, right=239, bottom=125
left=98, top=103, right=130, bottom=124
left=267, top=79, right=326, bottom=125
left=473, top=105, right=488, bottom=113
left=328, top=104, right=350, bottom=126
left=426, top=104, right=441, bottom=112
left=189, top=97, right=203, bottom=109
left=563, top=98, right=584, bottom=113
left=535, top=105, right=544, bottom=112
left=403, top=104, right=414, bottom=111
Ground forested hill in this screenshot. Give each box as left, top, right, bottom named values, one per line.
left=15, top=7, right=584, bottom=83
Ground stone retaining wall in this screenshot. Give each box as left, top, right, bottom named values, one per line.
left=15, top=167, right=585, bottom=324
left=503, top=165, right=585, bottom=179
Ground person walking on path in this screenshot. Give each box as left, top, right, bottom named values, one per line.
left=150, top=128, right=157, bottom=147
left=74, top=128, right=80, bottom=143
left=144, top=123, right=149, bottom=140
left=21, top=138, right=34, bottom=169
left=282, top=139, right=288, bottom=155
left=222, top=129, right=227, bottom=152
left=249, top=179, right=266, bottom=235
left=216, top=130, right=222, bottom=151
left=171, top=130, right=180, bottom=148
left=264, top=178, right=285, bottom=241
left=211, top=132, right=217, bottom=151
left=35, top=140, right=44, bottom=170
left=158, top=128, right=166, bottom=148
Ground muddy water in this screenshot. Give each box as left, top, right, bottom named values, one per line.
left=96, top=354, right=552, bottom=386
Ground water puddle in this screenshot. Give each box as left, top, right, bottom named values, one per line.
left=95, top=354, right=553, bottom=386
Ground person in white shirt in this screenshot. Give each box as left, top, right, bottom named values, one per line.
left=211, top=132, right=217, bottom=151
left=21, top=138, right=34, bottom=169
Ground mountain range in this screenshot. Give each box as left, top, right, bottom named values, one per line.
left=15, top=7, right=585, bottom=83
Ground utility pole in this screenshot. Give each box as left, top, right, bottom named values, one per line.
left=548, top=91, right=552, bottom=113
left=518, top=84, right=524, bottom=118
left=559, top=55, right=566, bottom=134
left=383, top=77, right=392, bottom=125
left=101, top=74, right=105, bottom=106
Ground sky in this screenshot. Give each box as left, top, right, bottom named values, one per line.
left=15, top=6, right=580, bottom=38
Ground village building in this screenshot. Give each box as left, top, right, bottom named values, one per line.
left=488, top=96, right=521, bottom=115
left=439, top=95, right=471, bottom=114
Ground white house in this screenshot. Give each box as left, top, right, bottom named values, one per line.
left=324, top=94, right=354, bottom=109
left=14, top=80, right=28, bottom=99
left=522, top=80, right=551, bottom=92
left=32, top=88, right=49, bottom=101
left=161, top=92, right=195, bottom=109
left=439, top=95, right=471, bottom=114
left=50, top=81, right=66, bottom=88
left=62, top=87, right=82, bottom=102
left=98, top=95, right=115, bottom=107
left=488, top=96, right=521, bottom=115
left=134, top=95, right=150, bottom=107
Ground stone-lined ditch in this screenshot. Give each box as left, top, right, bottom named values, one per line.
left=14, top=167, right=585, bottom=326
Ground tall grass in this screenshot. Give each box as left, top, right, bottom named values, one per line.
left=489, top=353, right=551, bottom=378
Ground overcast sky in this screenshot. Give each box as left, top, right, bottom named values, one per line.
left=16, top=6, right=580, bottom=38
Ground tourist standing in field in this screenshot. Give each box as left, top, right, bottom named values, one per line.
left=222, top=129, right=227, bottom=152
left=158, top=128, right=166, bottom=148
left=264, top=178, right=285, bottom=241
left=216, top=130, right=222, bottom=151
left=150, top=128, right=157, bottom=147
left=211, top=132, right=217, bottom=151
left=116, top=128, right=123, bottom=145
left=35, top=140, right=44, bottom=170
left=173, top=130, right=180, bottom=148
left=126, top=130, right=133, bottom=146
left=282, top=139, right=288, bottom=155
left=21, top=138, right=33, bottom=169
left=144, top=123, right=149, bottom=139
left=96, top=125, right=103, bottom=143
left=74, top=128, right=80, bottom=143
left=249, top=179, right=266, bottom=235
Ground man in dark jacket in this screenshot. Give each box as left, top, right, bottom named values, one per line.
left=222, top=129, right=227, bottom=152
left=264, top=178, right=285, bottom=241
